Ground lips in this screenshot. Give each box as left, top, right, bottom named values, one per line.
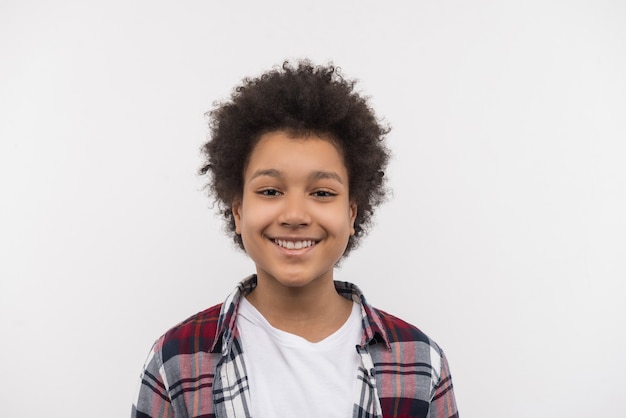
left=273, top=239, right=317, bottom=250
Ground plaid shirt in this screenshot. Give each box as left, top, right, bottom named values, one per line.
left=132, top=276, right=458, bottom=418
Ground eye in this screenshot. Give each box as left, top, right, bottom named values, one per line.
left=258, top=188, right=281, bottom=197
left=312, top=190, right=337, bottom=198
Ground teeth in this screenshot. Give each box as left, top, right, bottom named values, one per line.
left=275, top=239, right=315, bottom=249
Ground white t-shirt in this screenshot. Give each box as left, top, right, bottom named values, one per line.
left=236, top=297, right=362, bottom=418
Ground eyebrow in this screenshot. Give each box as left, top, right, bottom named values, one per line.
left=249, top=169, right=344, bottom=184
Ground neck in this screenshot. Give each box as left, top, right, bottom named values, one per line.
left=246, top=273, right=352, bottom=342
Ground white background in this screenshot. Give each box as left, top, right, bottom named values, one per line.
left=1, top=1, right=625, bottom=417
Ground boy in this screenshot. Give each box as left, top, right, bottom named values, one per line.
left=132, top=61, right=458, bottom=417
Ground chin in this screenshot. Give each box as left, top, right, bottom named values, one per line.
left=265, top=269, right=332, bottom=288
left=275, top=276, right=318, bottom=288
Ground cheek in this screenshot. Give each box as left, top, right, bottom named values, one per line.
left=237, top=201, right=274, bottom=233
left=318, top=208, right=355, bottom=236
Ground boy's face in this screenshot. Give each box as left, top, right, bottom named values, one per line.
left=232, top=130, right=357, bottom=290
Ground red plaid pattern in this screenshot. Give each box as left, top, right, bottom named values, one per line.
left=132, top=276, right=458, bottom=418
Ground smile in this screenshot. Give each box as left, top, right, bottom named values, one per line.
left=273, top=239, right=316, bottom=250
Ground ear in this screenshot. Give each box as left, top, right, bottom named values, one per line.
left=232, top=199, right=243, bottom=235
left=349, top=201, right=357, bottom=236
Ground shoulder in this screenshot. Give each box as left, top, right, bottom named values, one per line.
left=372, top=307, right=438, bottom=348
left=369, top=306, right=447, bottom=378
left=155, top=303, right=224, bottom=363
left=368, top=307, right=454, bottom=411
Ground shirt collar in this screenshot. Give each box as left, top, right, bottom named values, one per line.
left=210, top=275, right=391, bottom=353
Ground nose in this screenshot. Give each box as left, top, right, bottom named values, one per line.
left=278, top=193, right=311, bottom=227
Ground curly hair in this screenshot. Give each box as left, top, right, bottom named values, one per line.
left=200, top=60, right=390, bottom=257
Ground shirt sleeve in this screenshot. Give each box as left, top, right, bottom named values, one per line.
left=131, top=339, right=175, bottom=418
left=428, top=349, right=459, bottom=418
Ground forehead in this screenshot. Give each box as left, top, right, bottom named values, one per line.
left=244, top=130, right=348, bottom=177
